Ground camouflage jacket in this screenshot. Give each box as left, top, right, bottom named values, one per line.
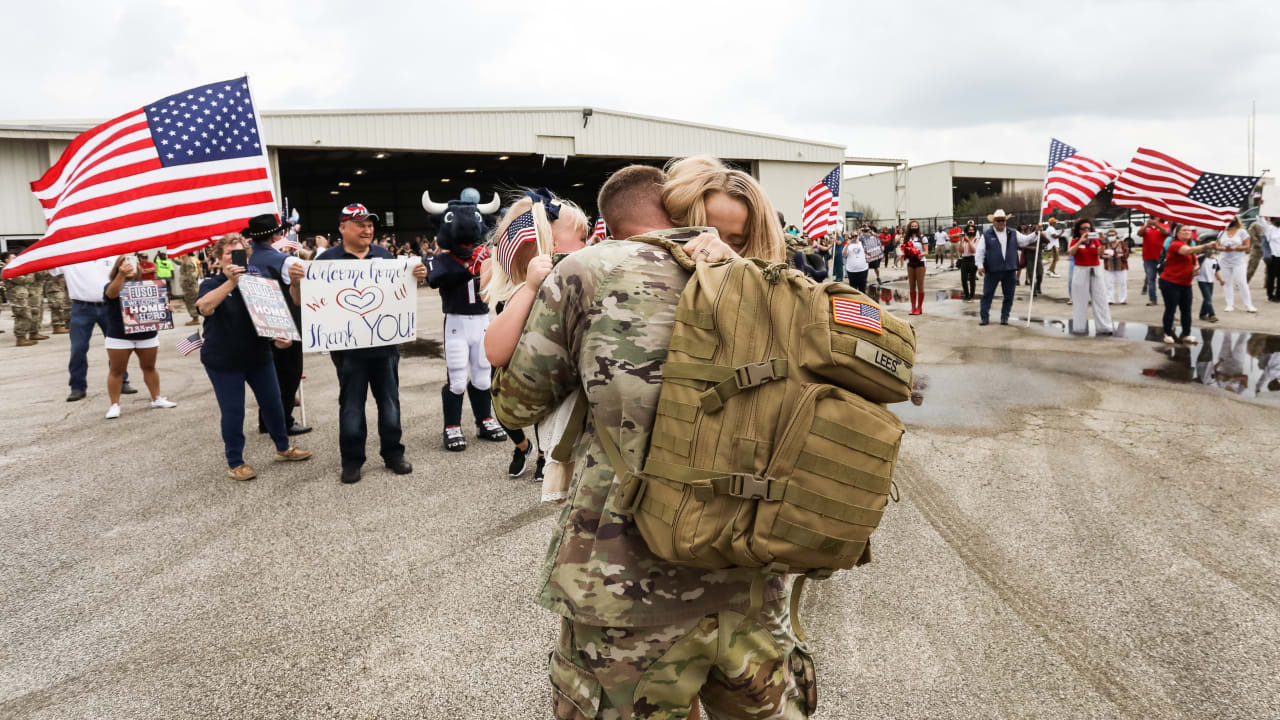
left=492, top=229, right=786, bottom=627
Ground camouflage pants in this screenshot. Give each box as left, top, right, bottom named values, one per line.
left=550, top=594, right=816, bottom=720
left=8, top=283, right=36, bottom=337
left=44, top=274, right=70, bottom=327
left=181, top=271, right=200, bottom=321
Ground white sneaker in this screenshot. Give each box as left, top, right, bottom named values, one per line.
left=150, top=396, right=178, bottom=409
left=1224, top=305, right=1234, bottom=312
left=1247, top=306, right=1258, bottom=313
left=1163, top=335, right=1176, bottom=345
left=1047, top=271, right=1059, bottom=277
left=105, top=403, right=121, bottom=419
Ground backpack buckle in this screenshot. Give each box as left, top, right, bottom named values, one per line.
left=735, top=361, right=776, bottom=389
left=729, top=473, right=772, bottom=500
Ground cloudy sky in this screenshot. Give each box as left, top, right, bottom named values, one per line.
left=4, top=0, right=1277, bottom=177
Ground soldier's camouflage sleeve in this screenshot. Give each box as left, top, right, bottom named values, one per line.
left=492, top=253, right=596, bottom=429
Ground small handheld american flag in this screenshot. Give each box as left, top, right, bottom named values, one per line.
left=587, top=216, right=607, bottom=246
left=176, top=332, right=203, bottom=356
left=803, top=166, right=842, bottom=239
left=272, top=236, right=300, bottom=253
left=496, top=210, right=538, bottom=276
left=831, top=297, right=883, bottom=335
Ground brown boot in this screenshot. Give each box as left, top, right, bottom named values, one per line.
left=185, top=318, right=200, bottom=326
left=31, top=333, right=50, bottom=341
left=16, top=336, right=36, bottom=347
left=52, top=326, right=70, bottom=334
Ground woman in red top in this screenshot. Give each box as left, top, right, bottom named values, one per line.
left=1067, top=219, right=1113, bottom=335
left=1159, top=225, right=1218, bottom=345
left=901, top=220, right=928, bottom=314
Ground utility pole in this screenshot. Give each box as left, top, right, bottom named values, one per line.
left=1249, top=100, right=1256, bottom=176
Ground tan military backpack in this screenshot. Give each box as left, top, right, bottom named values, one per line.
left=584, top=235, right=915, bottom=583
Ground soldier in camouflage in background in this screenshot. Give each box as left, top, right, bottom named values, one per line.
left=494, top=166, right=815, bottom=720
left=43, top=270, right=71, bottom=333
left=6, top=272, right=45, bottom=346
left=178, top=253, right=201, bottom=326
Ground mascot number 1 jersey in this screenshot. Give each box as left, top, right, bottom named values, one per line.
left=426, top=249, right=489, bottom=315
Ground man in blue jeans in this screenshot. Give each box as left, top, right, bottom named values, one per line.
left=975, top=210, right=1041, bottom=325
left=1138, top=218, right=1170, bottom=305
left=314, top=203, right=429, bottom=484
left=51, top=257, right=136, bottom=402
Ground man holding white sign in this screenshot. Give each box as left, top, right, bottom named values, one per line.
left=309, top=203, right=428, bottom=484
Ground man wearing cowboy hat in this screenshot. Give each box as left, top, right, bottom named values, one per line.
left=315, top=203, right=430, bottom=484
left=975, top=209, right=1041, bottom=325
left=242, top=213, right=311, bottom=437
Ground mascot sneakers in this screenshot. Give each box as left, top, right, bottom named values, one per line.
left=425, top=188, right=502, bottom=451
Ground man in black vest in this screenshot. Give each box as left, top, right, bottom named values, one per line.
left=243, top=214, right=311, bottom=436
left=976, top=209, right=1042, bottom=325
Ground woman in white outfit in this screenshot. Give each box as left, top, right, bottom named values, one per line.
left=1216, top=217, right=1257, bottom=313
left=1067, top=218, right=1113, bottom=335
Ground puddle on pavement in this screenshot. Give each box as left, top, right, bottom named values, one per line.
left=894, top=364, right=1095, bottom=428
left=400, top=338, right=443, bottom=358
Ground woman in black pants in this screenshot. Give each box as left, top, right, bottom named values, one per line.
left=1158, top=226, right=1218, bottom=345
left=957, top=227, right=979, bottom=300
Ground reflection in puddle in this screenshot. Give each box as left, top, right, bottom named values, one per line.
left=1008, top=313, right=1280, bottom=400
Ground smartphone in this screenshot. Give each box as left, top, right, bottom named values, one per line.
left=1087, top=231, right=1100, bottom=240
left=231, top=249, right=247, bottom=267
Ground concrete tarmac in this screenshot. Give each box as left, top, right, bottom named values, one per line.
left=1, top=267, right=1277, bottom=719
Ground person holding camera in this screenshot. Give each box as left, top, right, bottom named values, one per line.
left=1102, top=228, right=1130, bottom=304
left=102, top=255, right=178, bottom=419
left=1159, top=226, right=1218, bottom=345
left=196, top=234, right=312, bottom=481
left=1067, top=219, right=1113, bottom=335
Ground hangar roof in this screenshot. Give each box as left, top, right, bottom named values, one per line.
left=0, top=107, right=847, bottom=164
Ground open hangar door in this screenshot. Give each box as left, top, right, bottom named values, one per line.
left=278, top=149, right=754, bottom=241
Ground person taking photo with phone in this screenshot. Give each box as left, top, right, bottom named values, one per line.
left=1067, top=219, right=1114, bottom=335
left=196, top=234, right=312, bottom=481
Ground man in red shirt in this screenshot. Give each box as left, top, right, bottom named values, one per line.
left=1139, top=217, right=1170, bottom=305
left=947, top=223, right=962, bottom=268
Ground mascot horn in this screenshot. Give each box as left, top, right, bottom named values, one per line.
left=423, top=189, right=506, bottom=451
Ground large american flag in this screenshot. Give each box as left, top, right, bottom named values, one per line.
left=1112, top=148, right=1258, bottom=229
left=803, top=166, right=841, bottom=239
left=587, top=216, right=607, bottom=245
left=2, top=76, right=278, bottom=280
left=831, top=297, right=883, bottom=335
left=496, top=210, right=538, bottom=276
left=1042, top=138, right=1120, bottom=214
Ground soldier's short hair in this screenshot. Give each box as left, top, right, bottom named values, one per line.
left=597, top=165, right=665, bottom=232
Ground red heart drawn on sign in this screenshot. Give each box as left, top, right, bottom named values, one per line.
left=335, top=286, right=385, bottom=316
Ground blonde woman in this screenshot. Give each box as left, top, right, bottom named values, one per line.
left=660, top=156, right=786, bottom=263
left=483, top=189, right=589, bottom=478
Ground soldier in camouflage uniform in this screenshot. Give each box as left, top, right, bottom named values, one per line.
left=494, top=221, right=815, bottom=718
left=43, top=271, right=71, bottom=333
left=178, top=254, right=201, bottom=325
left=6, top=272, right=43, bottom=346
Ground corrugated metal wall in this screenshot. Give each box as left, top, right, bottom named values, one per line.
left=0, top=139, right=54, bottom=236
left=261, top=109, right=843, bottom=163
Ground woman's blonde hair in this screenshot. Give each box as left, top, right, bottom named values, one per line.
left=483, top=190, right=587, bottom=304
left=662, top=156, right=785, bottom=263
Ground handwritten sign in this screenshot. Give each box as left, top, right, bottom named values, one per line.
left=301, top=258, right=417, bottom=352
left=120, top=280, right=174, bottom=334
left=239, top=275, right=301, bottom=341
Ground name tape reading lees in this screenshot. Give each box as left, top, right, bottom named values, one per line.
left=239, top=275, right=301, bottom=341
left=121, top=280, right=174, bottom=334
left=301, top=258, right=417, bottom=352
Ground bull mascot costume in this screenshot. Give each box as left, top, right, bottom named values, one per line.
left=423, top=188, right=508, bottom=451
